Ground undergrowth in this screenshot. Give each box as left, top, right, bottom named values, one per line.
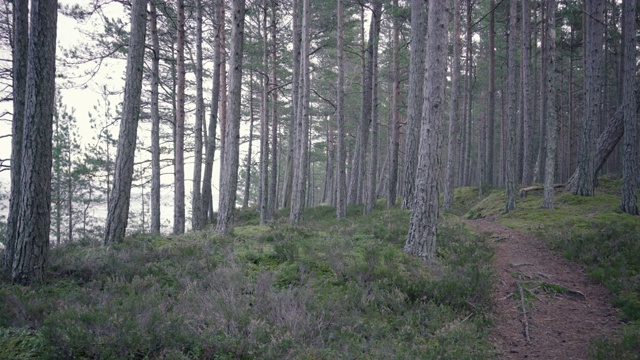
left=0, top=195, right=494, bottom=359
left=465, top=177, right=640, bottom=359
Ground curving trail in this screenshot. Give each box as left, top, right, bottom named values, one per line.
left=466, top=218, right=621, bottom=359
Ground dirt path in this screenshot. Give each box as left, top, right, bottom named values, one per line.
left=466, top=218, right=621, bottom=359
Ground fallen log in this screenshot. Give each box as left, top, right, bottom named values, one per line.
left=518, top=184, right=565, bottom=199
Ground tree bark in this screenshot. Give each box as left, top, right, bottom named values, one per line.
left=173, top=0, right=186, bottom=234
left=444, top=0, right=462, bottom=211
left=386, top=0, right=400, bottom=208
left=283, top=0, right=300, bottom=209
left=521, top=0, right=534, bottom=185
left=620, top=0, right=638, bottom=215
left=543, top=0, right=557, bottom=209
left=149, top=0, right=161, bottom=235
left=404, top=0, right=449, bottom=261
left=259, top=0, right=269, bottom=224
left=267, top=0, right=278, bottom=219
left=4, top=0, right=28, bottom=276
left=485, top=0, right=496, bottom=186
left=216, top=0, right=246, bottom=234
left=103, top=0, right=146, bottom=245
left=290, top=0, right=310, bottom=223
left=201, top=0, right=222, bottom=225
left=366, top=0, right=382, bottom=214
left=401, top=0, right=426, bottom=210
left=191, top=0, right=204, bottom=230
left=505, top=0, right=518, bottom=212
left=348, top=4, right=373, bottom=206
left=11, top=0, right=58, bottom=284
left=336, top=0, right=347, bottom=218
left=243, top=74, right=255, bottom=210
left=574, top=0, right=603, bottom=196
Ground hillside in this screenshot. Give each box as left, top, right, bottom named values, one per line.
left=1, top=181, right=638, bottom=359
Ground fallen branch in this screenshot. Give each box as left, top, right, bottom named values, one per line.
left=518, top=184, right=565, bottom=199
left=518, top=282, right=531, bottom=344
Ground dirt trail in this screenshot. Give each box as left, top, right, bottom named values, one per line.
left=466, top=218, right=621, bottom=359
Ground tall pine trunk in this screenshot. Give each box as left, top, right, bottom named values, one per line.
left=259, top=1, right=270, bottom=224
left=216, top=0, right=246, bottom=234
left=103, top=0, right=146, bottom=245
left=400, top=0, right=426, bottom=210
left=543, top=0, right=557, bottom=209
left=173, top=0, right=186, bottom=234
left=386, top=0, right=400, bottom=208
left=521, top=0, right=533, bottom=185
left=268, top=0, right=279, bottom=218
left=149, top=0, right=161, bottom=234
left=335, top=0, right=347, bottom=218
left=620, top=0, right=638, bottom=214
left=505, top=0, right=518, bottom=212
left=444, top=0, right=462, bottom=211
left=201, top=0, right=222, bottom=225
left=404, top=0, right=449, bottom=261
left=4, top=0, right=28, bottom=275
left=191, top=0, right=204, bottom=230
left=11, top=0, right=58, bottom=284
left=574, top=0, right=603, bottom=196
left=290, top=0, right=310, bottom=223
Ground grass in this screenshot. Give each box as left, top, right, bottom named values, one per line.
left=0, top=195, right=495, bottom=359
left=466, top=177, right=640, bottom=358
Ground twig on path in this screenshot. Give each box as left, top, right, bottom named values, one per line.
left=518, top=282, right=532, bottom=344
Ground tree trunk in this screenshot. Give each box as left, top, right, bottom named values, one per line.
left=521, top=0, right=534, bottom=185
left=574, top=0, right=603, bottom=196
left=535, top=2, right=547, bottom=183
left=103, top=0, right=146, bottom=245
left=444, top=0, right=462, bottom=211
left=283, top=0, right=300, bottom=209
left=243, top=75, right=255, bottom=210
left=386, top=0, right=400, bottom=208
left=11, top=0, right=58, bottom=284
left=268, top=0, right=278, bottom=218
left=485, top=0, right=496, bottom=186
left=543, top=0, right=558, bottom=209
left=201, top=0, right=222, bottom=225
left=336, top=0, right=347, bottom=218
left=149, top=0, right=161, bottom=235
left=216, top=0, right=246, bottom=234
left=505, top=0, right=518, bottom=212
left=173, top=0, right=186, bottom=234
left=366, top=0, right=382, bottom=214
left=404, top=0, right=449, bottom=261
left=401, top=0, right=426, bottom=210
left=191, top=0, right=204, bottom=230
left=290, top=0, right=310, bottom=223
left=259, top=0, right=269, bottom=225
left=4, top=0, right=28, bottom=276
left=620, top=0, right=638, bottom=214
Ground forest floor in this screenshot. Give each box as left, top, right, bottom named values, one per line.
left=467, top=216, right=621, bottom=359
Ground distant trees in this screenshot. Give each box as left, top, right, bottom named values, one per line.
left=2, top=0, right=638, bottom=279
